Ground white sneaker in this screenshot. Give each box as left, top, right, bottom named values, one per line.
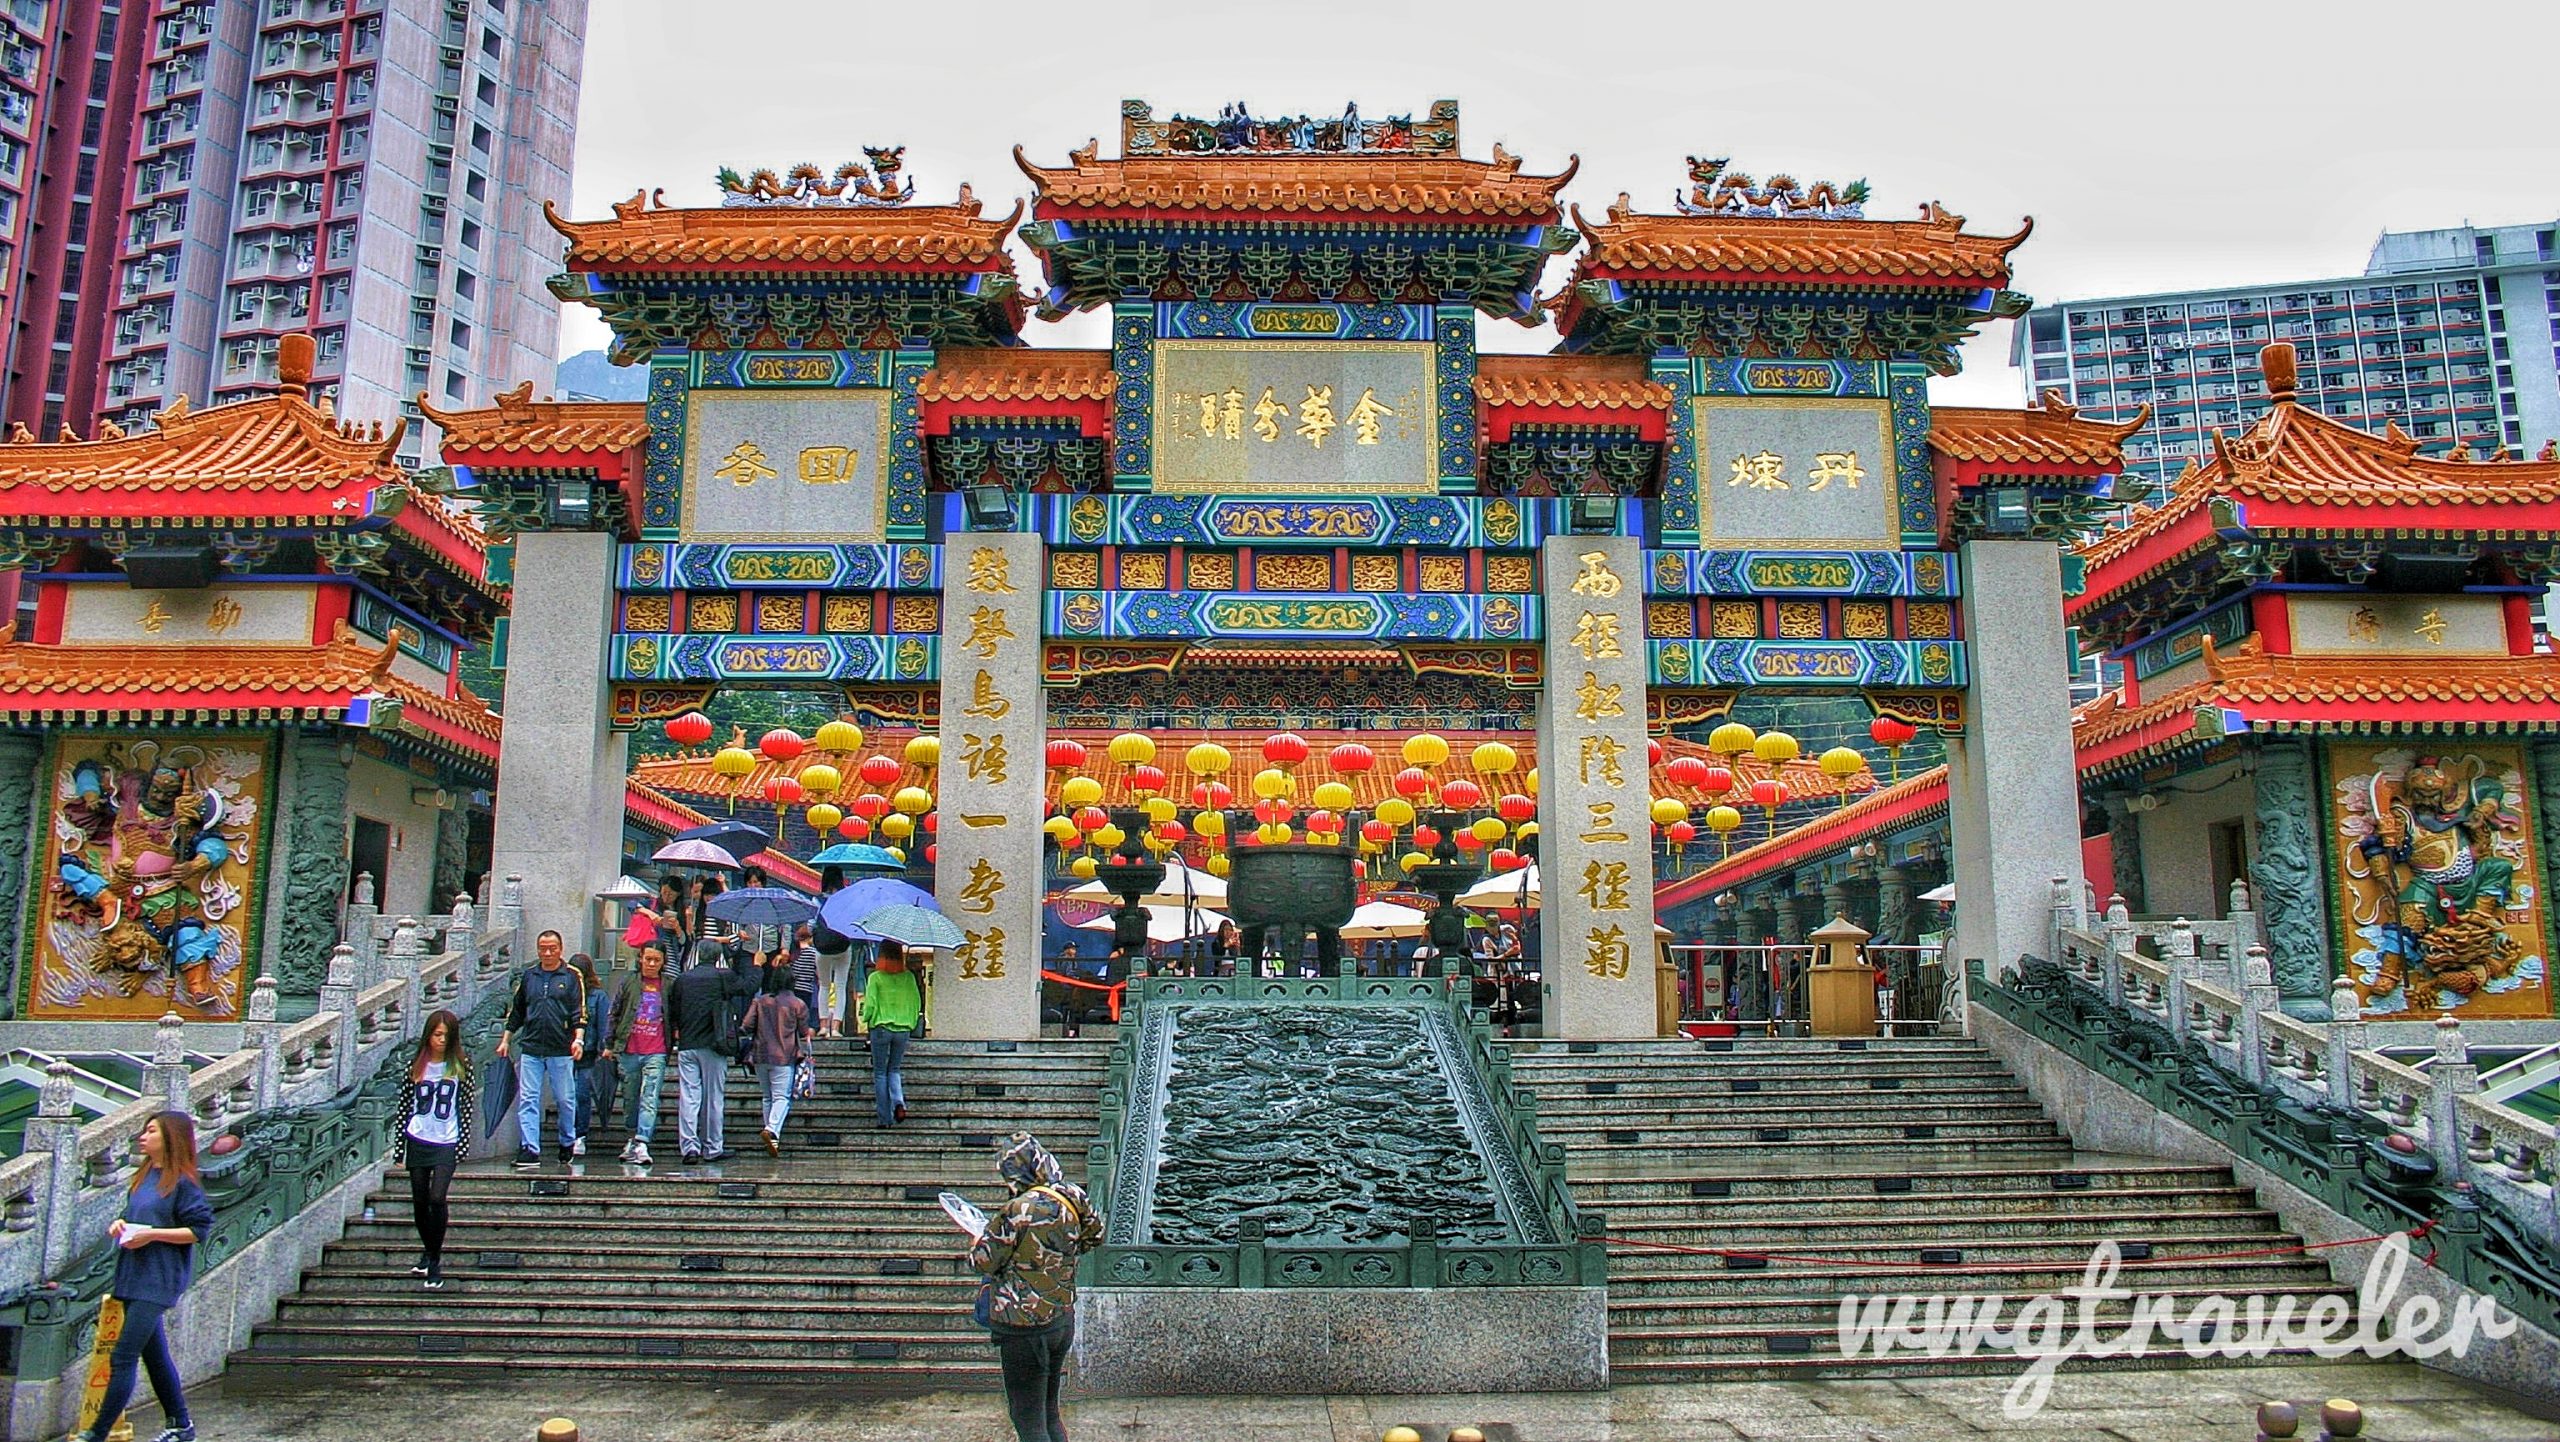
left=632, top=1141, right=652, bottom=1166
left=571, top=1137, right=586, bottom=1157
left=617, top=1140, right=638, bottom=1163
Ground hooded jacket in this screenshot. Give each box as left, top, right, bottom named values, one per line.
left=968, top=1133, right=1103, bottom=1331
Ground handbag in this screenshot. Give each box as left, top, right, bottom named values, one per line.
left=971, top=1279, right=995, bottom=1327
left=792, top=1055, right=817, bottom=1099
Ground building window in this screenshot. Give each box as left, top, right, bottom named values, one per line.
left=443, top=370, right=465, bottom=400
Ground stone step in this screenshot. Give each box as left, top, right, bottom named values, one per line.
left=1504, top=1040, right=1992, bottom=1057
left=275, top=1292, right=999, bottom=1332
left=221, top=1352, right=997, bottom=1391
left=336, top=1215, right=982, bottom=1248
left=1568, top=1163, right=2235, bottom=1202
left=1514, top=1076, right=2031, bottom=1100
left=1603, top=1257, right=2335, bottom=1300
left=1527, top=1100, right=2050, bottom=1128
left=317, top=1235, right=990, bottom=1278
left=301, top=1265, right=980, bottom=1306
left=432, top=1174, right=1070, bottom=1204
left=1597, top=1207, right=2294, bottom=1248
left=1605, top=1344, right=2341, bottom=1383
left=1555, top=1120, right=2061, bottom=1148
left=363, top=1196, right=995, bottom=1226
left=235, top=1321, right=997, bottom=1366
left=1600, top=1227, right=2309, bottom=1275
left=1586, top=1186, right=2265, bottom=1224
left=1605, top=1282, right=2351, bottom=1335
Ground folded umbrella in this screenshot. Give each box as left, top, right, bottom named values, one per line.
left=706, top=886, right=819, bottom=932
left=652, top=837, right=741, bottom=869
left=676, top=820, right=771, bottom=860
left=857, top=903, right=967, bottom=951
left=822, top=878, right=932, bottom=938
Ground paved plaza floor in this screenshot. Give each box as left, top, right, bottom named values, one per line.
left=186, top=1361, right=2557, bottom=1441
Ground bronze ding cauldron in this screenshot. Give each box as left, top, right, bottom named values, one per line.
left=1226, top=842, right=1359, bottom=976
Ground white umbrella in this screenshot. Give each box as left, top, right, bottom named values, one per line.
left=1459, top=864, right=1540, bottom=912
left=1919, top=882, right=1955, bottom=904
left=1065, top=860, right=1229, bottom=906
left=1077, top=904, right=1231, bottom=945
left=652, top=838, right=741, bottom=869
left=596, top=875, right=654, bottom=901
left=1339, top=900, right=1430, bottom=940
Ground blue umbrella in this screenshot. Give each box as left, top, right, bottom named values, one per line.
left=813, top=843, right=906, bottom=875
left=822, top=878, right=932, bottom=938
left=857, top=903, right=967, bottom=950
left=705, top=886, right=819, bottom=932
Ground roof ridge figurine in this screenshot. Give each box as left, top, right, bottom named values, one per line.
left=715, top=148, right=916, bottom=208
left=1673, top=157, right=1870, bottom=220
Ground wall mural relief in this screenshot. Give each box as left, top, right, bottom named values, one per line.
left=2333, top=742, right=2550, bottom=1018
left=28, top=736, right=269, bottom=1019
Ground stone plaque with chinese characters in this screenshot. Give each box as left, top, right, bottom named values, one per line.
left=680, top=389, right=893, bottom=543
left=60, top=583, right=317, bottom=647
left=1694, top=398, right=1896, bottom=549
left=1151, top=341, right=1436, bottom=495
left=1534, top=535, right=1660, bottom=1038
left=2288, top=593, right=2508, bottom=657
left=931, top=531, right=1047, bottom=1039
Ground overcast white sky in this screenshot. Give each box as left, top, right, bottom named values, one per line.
left=555, top=0, right=2560, bottom=406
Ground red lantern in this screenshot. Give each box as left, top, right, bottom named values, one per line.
left=1263, top=731, right=1309, bottom=768
left=760, top=728, right=806, bottom=762
left=838, top=816, right=870, bottom=841
left=1392, top=767, right=1432, bottom=798
left=1129, top=764, right=1168, bottom=794
left=1252, top=798, right=1295, bottom=826
left=1749, top=778, right=1788, bottom=810
left=1412, top=824, right=1442, bottom=851
left=1667, top=820, right=1697, bottom=845
left=858, top=754, right=901, bottom=788
left=1361, top=819, right=1395, bottom=845
left=1869, top=716, right=1919, bottom=749
left=1453, top=829, right=1485, bottom=852
left=1699, top=766, right=1735, bottom=797
left=1306, top=810, right=1341, bottom=834
left=1075, top=805, right=1110, bottom=832
left=922, top=812, right=940, bottom=835
left=1497, top=792, right=1536, bottom=822
left=1490, top=847, right=1523, bottom=873
left=1439, top=778, right=1484, bottom=811
left=1046, top=738, right=1088, bottom=771
left=1190, top=780, right=1235, bottom=810
left=1647, top=738, right=1664, bottom=766
left=1665, top=755, right=1709, bottom=789
left=1352, top=860, right=1368, bottom=880
left=1326, top=742, right=1374, bottom=775
left=851, top=792, right=890, bottom=821
left=924, top=843, right=938, bottom=865
left=667, top=711, right=714, bottom=747
left=764, top=776, right=804, bottom=805
left=1158, top=820, right=1187, bottom=844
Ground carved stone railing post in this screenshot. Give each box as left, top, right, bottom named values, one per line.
left=1235, top=1218, right=1266, bottom=1289
left=2227, top=879, right=2260, bottom=980
left=2102, top=895, right=2134, bottom=1012
left=445, top=892, right=477, bottom=1010
left=140, top=1011, right=192, bottom=1120
left=387, top=917, right=425, bottom=1042
left=2236, top=944, right=2280, bottom=1088
left=491, top=874, right=524, bottom=944
left=2047, top=875, right=2079, bottom=968
left=2428, top=1015, right=2479, bottom=1184
left=242, top=975, right=283, bottom=1111
left=2163, top=919, right=2196, bottom=1042
left=343, top=871, right=380, bottom=982
left=27, top=1061, right=86, bottom=1278
left=2324, top=976, right=2364, bottom=1112
left=316, top=942, right=359, bottom=1091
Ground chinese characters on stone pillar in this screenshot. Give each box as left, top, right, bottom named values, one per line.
left=932, top=531, right=1047, bottom=1038
left=1535, top=535, right=1659, bottom=1038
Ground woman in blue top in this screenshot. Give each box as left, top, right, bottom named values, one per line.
left=81, top=1110, right=214, bottom=1442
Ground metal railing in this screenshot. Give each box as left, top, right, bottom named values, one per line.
left=1666, top=942, right=1945, bottom=1035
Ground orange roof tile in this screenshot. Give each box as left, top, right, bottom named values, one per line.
left=421, top=383, right=650, bottom=456
left=916, top=349, right=1114, bottom=404
left=546, top=189, right=1021, bottom=271
left=1929, top=392, right=2147, bottom=470
left=1474, top=354, right=1674, bottom=412
left=1569, top=196, right=2027, bottom=285
left=0, top=391, right=400, bottom=499
left=1017, top=141, right=1573, bottom=220
left=1668, top=765, right=1949, bottom=901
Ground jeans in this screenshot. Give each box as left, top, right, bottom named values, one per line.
left=993, top=1314, right=1074, bottom=1442
left=617, top=1051, right=667, bottom=1143
left=870, top=1026, right=911, bottom=1126
left=675, top=1048, right=726, bottom=1157
left=760, top=1060, right=796, bottom=1137
left=514, top=1052, right=578, bottom=1151
left=84, top=1297, right=187, bottom=1442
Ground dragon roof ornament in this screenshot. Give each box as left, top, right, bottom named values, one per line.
left=1119, top=98, right=1460, bottom=156
left=1672, top=157, right=1870, bottom=220
left=715, top=149, right=917, bottom=207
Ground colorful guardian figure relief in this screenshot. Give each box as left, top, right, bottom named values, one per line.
left=2339, top=745, right=2548, bottom=1016
left=33, top=738, right=267, bottom=1019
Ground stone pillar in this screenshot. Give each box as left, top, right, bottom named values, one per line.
left=0, top=733, right=43, bottom=1019
left=2246, top=738, right=2333, bottom=1016
left=1945, top=539, right=2086, bottom=981
left=1877, top=867, right=1913, bottom=947
left=1821, top=881, right=1850, bottom=932
left=274, top=733, right=351, bottom=995
left=1533, top=535, right=1658, bottom=1038
left=490, top=529, right=623, bottom=957
left=2102, top=795, right=2148, bottom=915
left=930, top=530, right=1046, bottom=1040
left=1774, top=891, right=1808, bottom=944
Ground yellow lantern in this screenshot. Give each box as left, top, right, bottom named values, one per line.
left=1470, top=741, right=1517, bottom=776
left=1311, top=781, right=1355, bottom=812
left=1193, top=810, right=1228, bottom=839
left=1070, top=855, right=1098, bottom=879
left=1375, top=797, right=1415, bottom=828
left=1258, top=822, right=1294, bottom=845
left=1185, top=742, right=1232, bottom=776
left=1650, top=796, right=1688, bottom=827
left=1400, top=733, right=1450, bottom=768
left=1107, top=732, right=1156, bottom=766
left=880, top=813, right=915, bottom=841
left=1400, top=850, right=1430, bottom=874
left=1819, top=746, right=1866, bottom=779
left=1709, top=721, right=1757, bottom=756
left=798, top=763, right=842, bottom=798
left=1060, top=776, right=1103, bottom=809
left=806, top=802, right=843, bottom=832
left=1091, top=824, right=1126, bottom=850
left=1705, top=805, right=1743, bottom=834
left=893, top=785, right=934, bottom=815
left=1525, top=766, right=1539, bottom=797
left=1752, top=729, right=1800, bottom=765
left=1043, top=816, right=1079, bottom=844
left=814, top=719, right=863, bottom=753
left=885, top=846, right=906, bottom=864
left=1516, top=821, right=1540, bottom=841
left=1207, top=854, right=1231, bottom=878
left=1470, top=815, right=1507, bottom=844
left=712, top=746, right=756, bottom=779
left=1143, top=796, right=1177, bottom=824
left=1250, top=767, right=1291, bottom=800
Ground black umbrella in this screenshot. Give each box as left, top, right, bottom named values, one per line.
left=675, top=820, right=770, bottom=863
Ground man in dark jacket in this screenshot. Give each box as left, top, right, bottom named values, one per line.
left=669, top=947, right=734, bottom=1163
left=498, top=929, right=587, bottom=1168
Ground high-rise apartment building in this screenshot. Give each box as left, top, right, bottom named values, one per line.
left=2014, top=221, right=2560, bottom=502
left=0, top=0, right=585, bottom=471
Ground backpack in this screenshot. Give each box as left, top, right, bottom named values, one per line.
left=711, top=990, right=743, bottom=1058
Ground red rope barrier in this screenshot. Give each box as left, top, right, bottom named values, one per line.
left=1589, top=1219, right=2437, bottom=1276
left=1041, top=969, right=1128, bottom=1022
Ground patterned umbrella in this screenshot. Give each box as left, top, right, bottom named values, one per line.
left=855, top=904, right=967, bottom=951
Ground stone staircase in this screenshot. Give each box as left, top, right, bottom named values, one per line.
left=1504, top=1036, right=2357, bottom=1381
left=226, top=1037, right=1109, bottom=1391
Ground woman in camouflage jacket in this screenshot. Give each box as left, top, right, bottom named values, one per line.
left=969, top=1132, right=1103, bottom=1442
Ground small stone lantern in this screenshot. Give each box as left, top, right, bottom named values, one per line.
left=1806, top=914, right=1876, bottom=1037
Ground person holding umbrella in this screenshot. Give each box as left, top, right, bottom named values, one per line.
left=858, top=940, right=923, bottom=1127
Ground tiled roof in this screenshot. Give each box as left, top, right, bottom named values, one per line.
left=1474, top=354, right=1674, bottom=412
left=1569, top=196, right=2027, bottom=285
left=0, top=392, right=400, bottom=500
left=1664, top=765, right=1950, bottom=903
left=421, top=383, right=650, bottom=456
left=1016, top=142, right=1573, bottom=220
left=546, top=190, right=1021, bottom=270
left=1928, top=392, right=2147, bottom=470
left=916, top=349, right=1114, bottom=404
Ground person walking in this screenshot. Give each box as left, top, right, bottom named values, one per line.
left=668, top=945, right=734, bottom=1164
left=859, top=941, right=923, bottom=1127
left=391, top=1009, right=474, bottom=1289
left=787, top=924, right=822, bottom=1033
left=648, top=878, right=693, bottom=971
left=78, top=1112, right=214, bottom=1442
left=606, top=946, right=674, bottom=1165
left=745, top=962, right=813, bottom=1155
left=497, top=930, right=588, bottom=1169
left=571, top=953, right=615, bottom=1156
left=970, top=1132, right=1103, bottom=1442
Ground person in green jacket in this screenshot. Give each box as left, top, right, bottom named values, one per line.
left=858, top=941, right=924, bottom=1127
